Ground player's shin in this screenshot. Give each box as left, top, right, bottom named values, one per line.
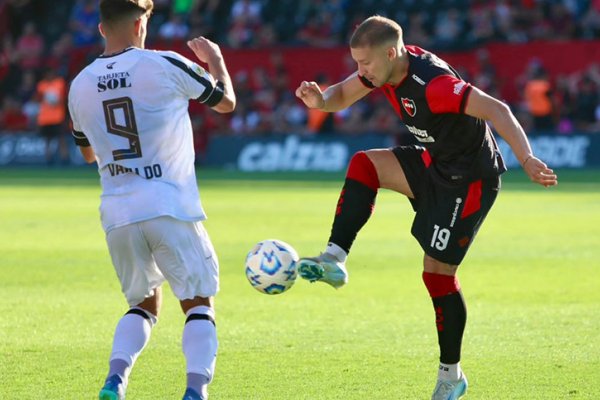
left=422, top=272, right=467, bottom=381
left=107, top=307, right=157, bottom=383
left=182, top=306, right=218, bottom=397
left=328, top=151, right=380, bottom=256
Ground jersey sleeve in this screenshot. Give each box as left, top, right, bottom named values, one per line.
left=425, top=75, right=472, bottom=114
left=67, top=86, right=90, bottom=147
left=160, top=51, right=224, bottom=107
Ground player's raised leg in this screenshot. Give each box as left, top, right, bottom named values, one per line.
left=298, top=148, right=413, bottom=288
left=422, top=255, right=468, bottom=400
left=99, top=291, right=160, bottom=400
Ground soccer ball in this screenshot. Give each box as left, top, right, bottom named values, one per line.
left=245, top=239, right=299, bottom=295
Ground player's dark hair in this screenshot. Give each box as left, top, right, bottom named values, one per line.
left=350, top=15, right=403, bottom=48
left=100, top=0, right=153, bottom=27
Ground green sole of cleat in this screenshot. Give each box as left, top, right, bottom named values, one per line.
left=297, top=263, right=324, bottom=282
left=99, top=390, right=120, bottom=400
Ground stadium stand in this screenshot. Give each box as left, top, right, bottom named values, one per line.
left=0, top=0, right=599, bottom=157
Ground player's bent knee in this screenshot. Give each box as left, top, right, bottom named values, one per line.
left=125, top=307, right=158, bottom=326
left=346, top=151, right=380, bottom=191
left=180, top=296, right=213, bottom=314
left=422, top=271, right=461, bottom=298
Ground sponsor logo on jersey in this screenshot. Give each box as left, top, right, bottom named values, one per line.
left=453, top=81, right=467, bottom=95
left=412, top=74, right=425, bottom=85
left=97, top=72, right=132, bottom=92
left=106, top=62, right=116, bottom=70
left=401, top=97, right=417, bottom=117
left=406, top=125, right=435, bottom=143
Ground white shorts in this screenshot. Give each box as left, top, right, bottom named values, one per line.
left=105, top=216, right=219, bottom=306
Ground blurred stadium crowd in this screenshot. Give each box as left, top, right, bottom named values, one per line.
left=0, top=0, right=599, bottom=154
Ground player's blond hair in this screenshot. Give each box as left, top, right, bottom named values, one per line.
left=350, top=15, right=403, bottom=48
left=100, top=0, right=154, bottom=27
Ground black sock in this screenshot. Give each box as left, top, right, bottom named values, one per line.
left=432, top=291, right=467, bottom=364
left=328, top=178, right=377, bottom=253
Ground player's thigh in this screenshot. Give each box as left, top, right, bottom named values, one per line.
left=142, top=216, right=219, bottom=300
left=105, top=223, right=165, bottom=306
left=365, top=148, right=414, bottom=198
left=413, top=177, right=500, bottom=266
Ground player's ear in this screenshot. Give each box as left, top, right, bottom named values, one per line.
left=387, top=46, right=397, bottom=61
left=134, top=17, right=143, bottom=37
left=98, top=22, right=106, bottom=38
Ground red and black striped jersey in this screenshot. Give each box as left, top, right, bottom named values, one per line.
left=360, top=45, right=506, bottom=182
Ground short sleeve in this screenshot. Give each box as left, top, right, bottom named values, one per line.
left=425, top=75, right=472, bottom=114
left=159, top=51, right=223, bottom=106
left=67, top=88, right=90, bottom=147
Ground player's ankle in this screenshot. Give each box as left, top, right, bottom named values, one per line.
left=325, top=242, right=348, bottom=262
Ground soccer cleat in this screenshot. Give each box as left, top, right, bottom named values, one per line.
left=431, top=372, right=468, bottom=400
left=297, top=252, right=348, bottom=289
left=99, top=374, right=126, bottom=400
left=182, top=388, right=205, bottom=400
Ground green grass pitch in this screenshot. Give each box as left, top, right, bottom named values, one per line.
left=0, top=167, right=599, bottom=399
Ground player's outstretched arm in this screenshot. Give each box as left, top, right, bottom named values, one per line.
left=187, top=37, right=236, bottom=113
left=465, top=86, right=558, bottom=187
left=295, top=72, right=372, bottom=112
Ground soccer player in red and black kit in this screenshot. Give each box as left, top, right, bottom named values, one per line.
left=295, top=15, right=558, bottom=400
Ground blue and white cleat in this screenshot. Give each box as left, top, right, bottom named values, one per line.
left=99, top=374, right=126, bottom=400
left=431, top=372, right=468, bottom=400
left=182, top=388, right=205, bottom=400
left=297, top=253, right=348, bottom=289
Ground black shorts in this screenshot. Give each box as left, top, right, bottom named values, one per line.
left=392, top=145, right=500, bottom=265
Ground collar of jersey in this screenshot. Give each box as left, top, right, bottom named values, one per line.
left=98, top=47, right=137, bottom=58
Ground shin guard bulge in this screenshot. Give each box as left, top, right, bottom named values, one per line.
left=329, top=151, right=380, bottom=253
left=423, top=272, right=467, bottom=364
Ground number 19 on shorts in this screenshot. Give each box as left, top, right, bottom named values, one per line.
left=430, top=224, right=450, bottom=251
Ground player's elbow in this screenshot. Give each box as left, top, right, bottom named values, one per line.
left=212, top=95, right=236, bottom=113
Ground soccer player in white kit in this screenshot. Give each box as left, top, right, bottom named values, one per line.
left=67, top=1, right=235, bottom=399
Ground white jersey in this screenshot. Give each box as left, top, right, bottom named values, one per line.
left=68, top=47, right=223, bottom=232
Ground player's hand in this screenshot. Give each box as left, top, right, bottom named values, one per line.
left=522, top=156, right=558, bottom=187
left=187, top=36, right=223, bottom=64
left=295, top=81, right=325, bottom=109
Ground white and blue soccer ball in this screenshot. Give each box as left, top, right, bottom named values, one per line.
left=245, top=239, right=299, bottom=295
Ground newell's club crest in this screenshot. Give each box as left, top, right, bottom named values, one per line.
left=401, top=98, right=416, bottom=117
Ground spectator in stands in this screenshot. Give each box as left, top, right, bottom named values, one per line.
left=70, top=0, right=100, bottom=46
left=574, top=74, right=600, bottom=132
left=228, top=0, right=262, bottom=47
left=35, top=67, right=68, bottom=164
left=523, top=63, right=556, bottom=132
left=158, top=13, right=190, bottom=41
left=15, top=22, right=43, bottom=71
left=554, top=74, right=576, bottom=134
left=14, top=70, right=38, bottom=128
left=0, top=96, right=29, bottom=132
left=45, top=32, right=74, bottom=78
left=297, top=11, right=340, bottom=48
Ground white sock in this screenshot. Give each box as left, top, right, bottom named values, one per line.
left=325, top=242, right=348, bottom=262
left=108, top=307, right=155, bottom=380
left=438, top=362, right=461, bottom=381
left=182, top=306, right=218, bottom=382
